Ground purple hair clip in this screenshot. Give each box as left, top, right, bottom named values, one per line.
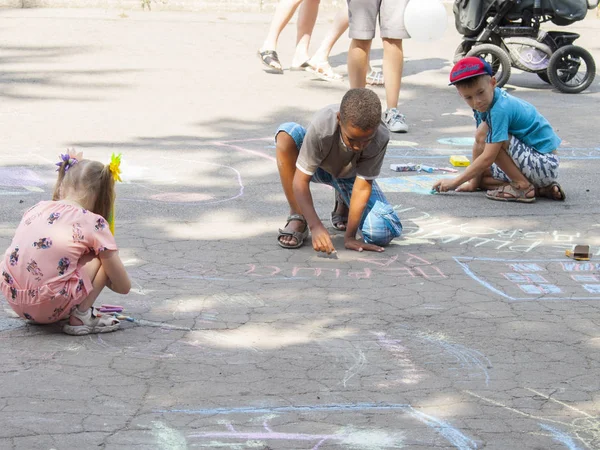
left=55, top=150, right=82, bottom=172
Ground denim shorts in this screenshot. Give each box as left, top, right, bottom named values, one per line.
left=491, top=136, right=559, bottom=187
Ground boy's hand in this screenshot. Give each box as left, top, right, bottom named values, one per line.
left=311, top=224, right=336, bottom=254
left=344, top=237, right=384, bottom=253
left=433, top=179, right=457, bottom=193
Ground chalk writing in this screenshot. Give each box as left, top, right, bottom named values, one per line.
left=245, top=252, right=447, bottom=280
left=456, top=257, right=600, bottom=301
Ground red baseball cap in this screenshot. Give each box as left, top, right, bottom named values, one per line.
left=449, top=56, right=493, bottom=85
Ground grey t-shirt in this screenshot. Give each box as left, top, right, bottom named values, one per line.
left=296, top=105, right=390, bottom=180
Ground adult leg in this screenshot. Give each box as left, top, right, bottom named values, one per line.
left=382, top=38, right=403, bottom=110
left=348, top=39, right=371, bottom=88
left=276, top=126, right=308, bottom=247
left=259, top=0, right=305, bottom=71
left=310, top=4, right=348, bottom=64
left=292, top=0, right=320, bottom=68
left=347, top=0, right=377, bottom=88
left=380, top=0, right=409, bottom=132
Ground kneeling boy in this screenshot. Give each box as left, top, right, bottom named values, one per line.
left=276, top=88, right=402, bottom=254
left=433, top=57, right=564, bottom=202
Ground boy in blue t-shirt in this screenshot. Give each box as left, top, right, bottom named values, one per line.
left=433, top=57, right=565, bottom=202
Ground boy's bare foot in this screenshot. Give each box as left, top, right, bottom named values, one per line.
left=278, top=214, right=309, bottom=249
left=456, top=181, right=478, bottom=192
left=537, top=182, right=566, bottom=201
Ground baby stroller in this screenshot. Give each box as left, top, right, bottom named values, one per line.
left=453, top=0, right=598, bottom=93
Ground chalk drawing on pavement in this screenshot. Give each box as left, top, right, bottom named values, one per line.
left=373, top=330, right=491, bottom=387
left=455, top=257, right=600, bottom=301
left=157, top=403, right=478, bottom=450
left=0, top=167, right=46, bottom=195
left=466, top=388, right=599, bottom=450
left=378, top=175, right=454, bottom=195
left=437, top=137, right=475, bottom=147
left=122, top=157, right=244, bottom=205
left=397, top=209, right=589, bottom=256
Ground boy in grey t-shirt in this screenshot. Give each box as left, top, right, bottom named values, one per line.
left=275, top=88, right=402, bottom=255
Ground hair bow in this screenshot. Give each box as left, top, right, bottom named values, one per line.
left=108, top=153, right=122, bottom=183
left=55, top=149, right=83, bottom=172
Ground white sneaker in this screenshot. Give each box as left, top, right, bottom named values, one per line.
left=383, top=108, right=408, bottom=133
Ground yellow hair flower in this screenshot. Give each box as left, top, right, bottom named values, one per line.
left=108, top=153, right=122, bottom=183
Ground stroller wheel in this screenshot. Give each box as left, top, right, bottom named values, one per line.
left=453, top=41, right=474, bottom=63
left=547, top=45, right=596, bottom=94
left=537, top=72, right=551, bottom=84
left=467, top=44, right=511, bottom=88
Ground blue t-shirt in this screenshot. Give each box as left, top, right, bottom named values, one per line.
left=474, top=88, right=561, bottom=154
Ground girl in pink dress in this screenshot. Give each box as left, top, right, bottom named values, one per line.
left=0, top=151, right=131, bottom=335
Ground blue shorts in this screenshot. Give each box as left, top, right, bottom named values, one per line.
left=277, top=122, right=402, bottom=246
left=491, top=136, right=559, bottom=187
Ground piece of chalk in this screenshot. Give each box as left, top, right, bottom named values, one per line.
left=99, top=307, right=123, bottom=312
left=430, top=189, right=438, bottom=195
left=317, top=251, right=338, bottom=259
left=115, top=315, right=135, bottom=322
left=101, top=304, right=123, bottom=309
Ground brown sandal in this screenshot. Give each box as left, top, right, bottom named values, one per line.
left=486, top=183, right=536, bottom=203
left=277, top=214, right=309, bottom=249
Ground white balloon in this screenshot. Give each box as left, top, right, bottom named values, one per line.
left=404, top=0, right=448, bottom=42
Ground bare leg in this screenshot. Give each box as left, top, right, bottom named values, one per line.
left=260, top=0, right=304, bottom=53
left=382, top=38, right=403, bottom=109
left=493, top=146, right=532, bottom=190
left=69, top=254, right=108, bottom=326
left=276, top=132, right=306, bottom=246
left=310, top=4, right=349, bottom=63
left=456, top=123, right=488, bottom=192
left=480, top=174, right=508, bottom=190
left=348, top=39, right=371, bottom=88
left=292, top=0, right=320, bottom=67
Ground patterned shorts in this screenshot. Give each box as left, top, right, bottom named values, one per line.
left=491, top=136, right=559, bottom=187
left=1, top=263, right=92, bottom=324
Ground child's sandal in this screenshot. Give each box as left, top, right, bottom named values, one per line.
left=63, top=306, right=121, bottom=336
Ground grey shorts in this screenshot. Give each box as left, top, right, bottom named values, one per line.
left=491, top=136, right=559, bottom=187
left=347, top=0, right=411, bottom=40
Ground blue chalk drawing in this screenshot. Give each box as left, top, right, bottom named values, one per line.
left=378, top=175, right=455, bottom=195
left=582, top=284, right=600, bottom=293
left=437, top=137, right=476, bottom=147
left=571, top=275, right=599, bottom=282
left=455, top=257, right=600, bottom=301
left=539, top=424, right=583, bottom=450
left=419, top=334, right=491, bottom=386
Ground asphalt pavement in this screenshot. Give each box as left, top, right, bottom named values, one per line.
left=0, top=7, right=600, bottom=450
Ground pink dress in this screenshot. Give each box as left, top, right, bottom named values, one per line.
left=0, top=201, right=117, bottom=324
